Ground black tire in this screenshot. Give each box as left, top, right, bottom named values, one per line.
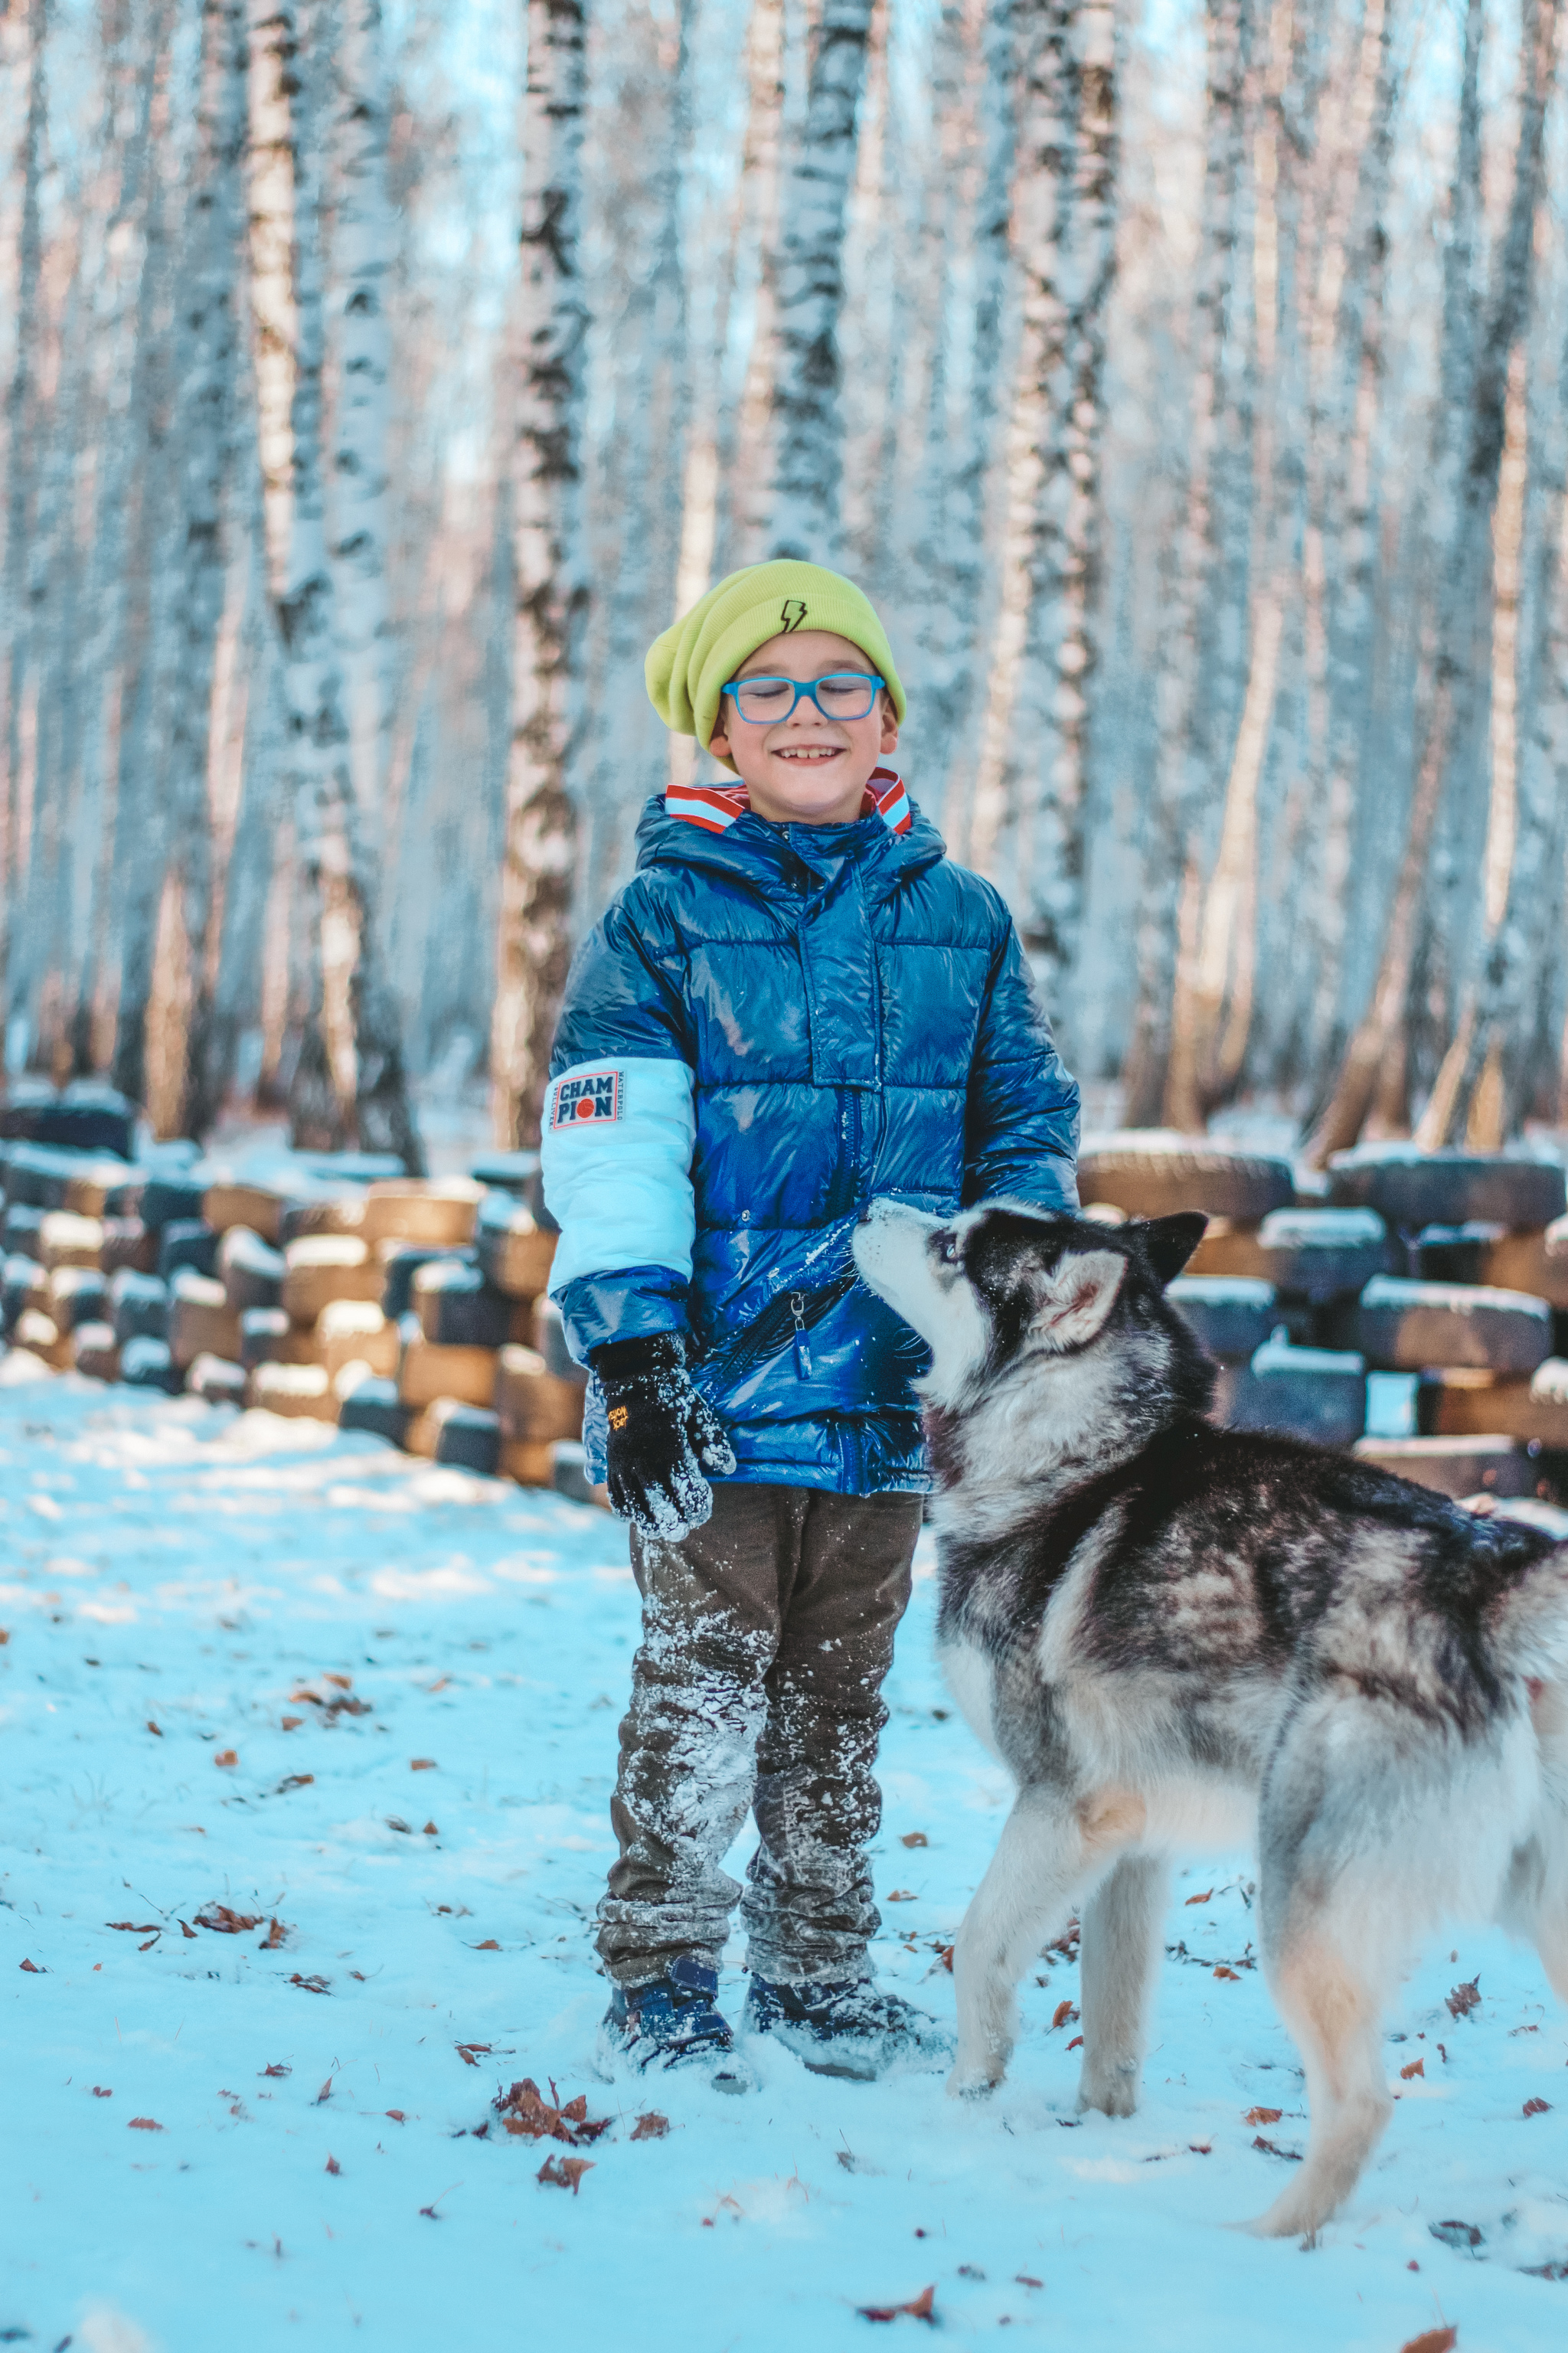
left=1326, top=1146, right=1566, bottom=1232
left=1077, top=1132, right=1295, bottom=1221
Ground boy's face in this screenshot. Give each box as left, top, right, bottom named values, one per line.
left=707, top=629, right=900, bottom=825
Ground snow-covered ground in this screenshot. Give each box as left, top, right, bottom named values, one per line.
left=2, top=1368, right=1566, bottom=2353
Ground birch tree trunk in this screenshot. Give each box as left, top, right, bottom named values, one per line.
left=1, top=0, right=47, bottom=1053
left=274, top=0, right=423, bottom=1169
left=490, top=0, right=591, bottom=1151
left=155, top=0, right=250, bottom=1139
left=332, top=0, right=395, bottom=824
left=766, top=0, right=877, bottom=560
left=1121, top=0, right=1252, bottom=1127
left=1419, top=0, right=1560, bottom=1147
left=1304, top=0, right=1485, bottom=1164
left=968, top=0, right=1119, bottom=1025
left=109, top=6, right=181, bottom=1115
left=1297, top=0, right=1398, bottom=1103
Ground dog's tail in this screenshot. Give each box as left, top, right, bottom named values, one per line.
left=1490, top=1539, right=1568, bottom=1684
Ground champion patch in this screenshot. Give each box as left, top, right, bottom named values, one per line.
left=552, top=1069, right=622, bottom=1128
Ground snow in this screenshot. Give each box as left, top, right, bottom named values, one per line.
left=3, top=1371, right=1566, bottom=2351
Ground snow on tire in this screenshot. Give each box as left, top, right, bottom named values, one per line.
left=1353, top=1434, right=1540, bottom=1500
left=1076, top=1132, right=1295, bottom=1221
left=1326, top=1145, right=1566, bottom=1232
left=1333, top=1276, right=1553, bottom=1375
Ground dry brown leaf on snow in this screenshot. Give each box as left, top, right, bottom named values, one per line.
left=887, top=1891, right=916, bottom=1903
left=195, top=1904, right=263, bottom=1935
left=1244, top=2107, right=1282, bottom=2126
left=128, top=2117, right=163, bottom=2132
left=261, top=1919, right=291, bottom=1949
left=537, top=2154, right=594, bottom=2194
left=1067, top=2034, right=1083, bottom=2051
left=92, top=2087, right=112, bottom=2098
left=856, top=2285, right=936, bottom=2325
left=214, top=1750, right=238, bottom=1769
left=385, top=2110, right=407, bottom=2123
left=1251, top=2135, right=1302, bottom=2162
left=1050, top=2001, right=1078, bottom=2031
left=1185, top=1889, right=1214, bottom=1906
left=1524, top=2097, right=1551, bottom=2116
left=179, top=1920, right=196, bottom=1939
left=106, top=1922, right=161, bottom=1934
left=1400, top=2058, right=1425, bottom=2080
left=262, top=2063, right=291, bottom=2077
left=454, top=2043, right=492, bottom=2067
left=325, top=2155, right=341, bottom=2175
left=323, top=1672, right=352, bottom=1689
left=1446, top=1977, right=1481, bottom=2020
left=495, top=2078, right=609, bottom=2146
left=289, top=1972, right=331, bottom=1994
left=936, top=1944, right=954, bottom=1972
left=19, top=1959, right=42, bottom=1972
left=1214, top=1966, right=1240, bottom=1982
left=281, top=1716, right=303, bottom=1730
left=631, top=2112, right=669, bottom=2140
left=146, top=1721, right=162, bottom=1736
left=1399, top=2331, right=1457, bottom=2353
left=470, top=1938, right=501, bottom=1950
left=315, top=2077, right=334, bottom=2105
left=276, top=1774, right=313, bottom=1793
left=410, top=1758, right=436, bottom=1771
left=423, top=1821, right=439, bottom=1835
left=900, top=1832, right=929, bottom=1848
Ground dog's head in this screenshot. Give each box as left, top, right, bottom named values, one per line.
left=852, top=1198, right=1210, bottom=1427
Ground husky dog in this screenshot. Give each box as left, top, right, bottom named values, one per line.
left=851, top=1198, right=1568, bottom=2240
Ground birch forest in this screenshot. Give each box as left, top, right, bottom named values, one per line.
left=3, top=0, right=1568, bottom=1165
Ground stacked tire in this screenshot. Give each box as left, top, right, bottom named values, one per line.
left=0, top=1096, right=603, bottom=1509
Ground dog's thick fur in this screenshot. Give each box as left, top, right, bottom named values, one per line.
left=852, top=1198, right=1568, bottom=2240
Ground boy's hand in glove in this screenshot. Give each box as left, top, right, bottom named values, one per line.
left=592, top=1332, right=736, bottom=1540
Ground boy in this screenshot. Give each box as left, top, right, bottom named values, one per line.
left=541, top=560, right=1080, bottom=2083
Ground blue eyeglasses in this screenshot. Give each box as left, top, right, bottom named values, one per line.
left=720, top=672, right=886, bottom=725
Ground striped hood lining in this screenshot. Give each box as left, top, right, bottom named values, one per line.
left=665, top=767, right=913, bottom=838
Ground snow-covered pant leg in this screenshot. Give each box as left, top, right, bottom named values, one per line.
left=596, top=1485, right=786, bottom=1987
left=740, top=1490, right=921, bottom=1986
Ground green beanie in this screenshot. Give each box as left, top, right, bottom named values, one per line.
left=645, top=560, right=906, bottom=770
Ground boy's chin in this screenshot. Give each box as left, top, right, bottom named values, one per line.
left=750, top=754, right=871, bottom=822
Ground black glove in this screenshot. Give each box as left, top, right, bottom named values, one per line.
left=592, top=1332, right=736, bottom=1540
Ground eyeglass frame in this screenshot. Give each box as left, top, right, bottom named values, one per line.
left=718, top=672, right=887, bottom=725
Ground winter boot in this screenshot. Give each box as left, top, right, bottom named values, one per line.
left=743, top=1974, right=953, bottom=2081
left=598, top=1954, right=754, bottom=2091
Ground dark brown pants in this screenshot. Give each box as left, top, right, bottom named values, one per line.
left=597, top=1482, right=922, bottom=1989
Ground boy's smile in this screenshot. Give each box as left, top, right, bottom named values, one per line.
left=707, top=629, right=901, bottom=826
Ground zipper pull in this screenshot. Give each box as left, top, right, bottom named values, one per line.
left=789, top=1291, right=812, bottom=1380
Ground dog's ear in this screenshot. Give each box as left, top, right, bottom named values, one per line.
left=1031, top=1247, right=1125, bottom=1351
left=1141, top=1212, right=1208, bottom=1286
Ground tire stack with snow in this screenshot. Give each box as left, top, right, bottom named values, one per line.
left=1323, top=1146, right=1568, bottom=1500
left=0, top=1100, right=595, bottom=1503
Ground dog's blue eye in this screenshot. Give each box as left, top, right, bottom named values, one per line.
left=939, top=1235, right=959, bottom=1264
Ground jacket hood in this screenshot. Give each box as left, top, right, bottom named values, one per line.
left=632, top=789, right=948, bottom=904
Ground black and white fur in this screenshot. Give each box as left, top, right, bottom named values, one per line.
left=852, top=1198, right=1568, bottom=2241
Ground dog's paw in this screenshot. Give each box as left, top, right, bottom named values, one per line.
left=1076, top=2061, right=1140, bottom=2119
left=946, top=2062, right=1001, bottom=2101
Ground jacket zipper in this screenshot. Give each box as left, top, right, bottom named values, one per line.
left=823, top=1086, right=862, bottom=1224
left=700, top=1269, right=859, bottom=1383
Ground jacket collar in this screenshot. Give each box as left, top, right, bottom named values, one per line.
left=635, top=771, right=946, bottom=900
left=666, top=767, right=912, bottom=836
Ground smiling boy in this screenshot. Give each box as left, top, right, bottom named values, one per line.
left=540, top=560, right=1080, bottom=2083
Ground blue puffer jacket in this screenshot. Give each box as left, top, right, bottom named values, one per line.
left=541, top=781, right=1080, bottom=1494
